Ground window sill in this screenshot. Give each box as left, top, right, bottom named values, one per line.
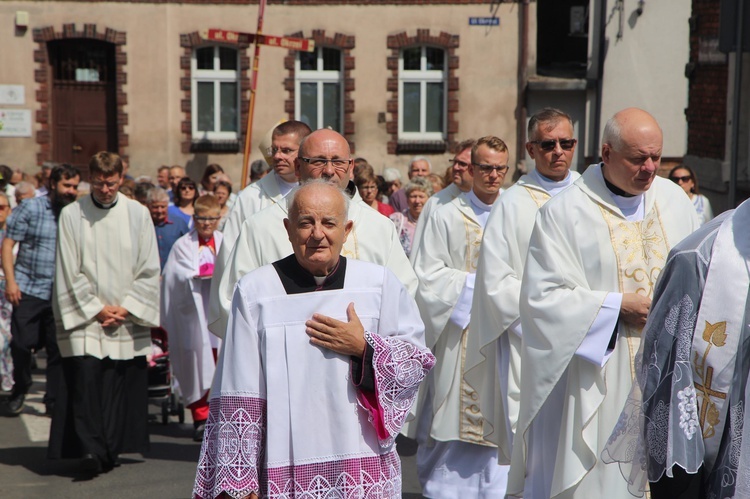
left=396, top=140, right=446, bottom=154
left=190, top=139, right=240, bottom=153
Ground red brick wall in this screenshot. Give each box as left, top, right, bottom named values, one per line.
left=686, top=0, right=728, bottom=160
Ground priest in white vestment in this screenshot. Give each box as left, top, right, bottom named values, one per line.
left=49, top=152, right=160, bottom=474
left=409, top=139, right=475, bottom=264
left=193, top=181, right=435, bottom=499
left=506, top=108, right=700, bottom=498
left=465, top=109, right=581, bottom=467
left=161, top=195, right=223, bottom=441
left=603, top=199, right=750, bottom=499
left=209, top=129, right=417, bottom=338
left=411, top=136, right=509, bottom=498
left=219, top=120, right=311, bottom=267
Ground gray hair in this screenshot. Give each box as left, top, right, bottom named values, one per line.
left=409, top=156, right=432, bottom=171
left=14, top=181, right=35, bottom=198
left=527, top=108, right=573, bottom=141
left=287, top=178, right=350, bottom=219
left=146, top=186, right=169, bottom=204
left=404, top=176, right=434, bottom=197
left=601, top=116, right=624, bottom=151
left=382, top=167, right=402, bottom=182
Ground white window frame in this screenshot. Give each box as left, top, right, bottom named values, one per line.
left=294, top=47, right=343, bottom=132
left=398, top=45, right=447, bottom=141
left=191, top=45, right=240, bottom=141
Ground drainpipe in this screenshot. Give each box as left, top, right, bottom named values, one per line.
left=515, top=0, right=530, bottom=179
left=729, top=0, right=745, bottom=208
left=591, top=0, right=608, bottom=164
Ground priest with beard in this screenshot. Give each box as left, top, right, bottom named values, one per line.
left=194, top=180, right=434, bottom=499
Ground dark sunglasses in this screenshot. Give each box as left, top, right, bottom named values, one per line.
left=530, top=138, right=577, bottom=151
left=670, top=175, right=692, bottom=184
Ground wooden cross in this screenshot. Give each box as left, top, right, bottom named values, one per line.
left=694, top=366, right=727, bottom=432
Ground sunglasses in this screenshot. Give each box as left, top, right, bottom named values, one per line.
left=670, top=175, right=692, bottom=184
left=530, top=139, right=577, bottom=151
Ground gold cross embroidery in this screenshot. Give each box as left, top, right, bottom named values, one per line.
left=694, top=366, right=727, bottom=438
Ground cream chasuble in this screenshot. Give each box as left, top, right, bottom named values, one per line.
left=218, top=171, right=288, bottom=271
left=507, top=165, right=699, bottom=499
left=409, top=183, right=462, bottom=265
left=412, top=192, right=491, bottom=445
left=465, top=170, right=579, bottom=465
left=208, top=190, right=417, bottom=338
left=54, top=194, right=161, bottom=360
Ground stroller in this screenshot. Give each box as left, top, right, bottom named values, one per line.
left=148, top=327, right=185, bottom=425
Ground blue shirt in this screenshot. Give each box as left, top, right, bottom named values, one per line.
left=168, top=205, right=194, bottom=230
left=5, top=196, right=58, bottom=300
left=154, top=216, right=189, bottom=270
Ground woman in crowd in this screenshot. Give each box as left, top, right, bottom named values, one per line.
left=161, top=195, right=223, bottom=442
left=389, top=177, right=433, bottom=257
left=0, top=193, right=13, bottom=392
left=199, top=164, right=224, bottom=195
left=669, top=164, right=713, bottom=225
left=168, top=177, right=197, bottom=229
left=355, top=170, right=395, bottom=217
left=213, top=180, right=232, bottom=231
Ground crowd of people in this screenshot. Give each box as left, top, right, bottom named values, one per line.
left=0, top=105, right=737, bottom=499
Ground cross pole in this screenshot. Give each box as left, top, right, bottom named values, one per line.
left=202, top=12, right=315, bottom=189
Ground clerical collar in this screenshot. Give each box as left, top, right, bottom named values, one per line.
left=273, top=254, right=347, bottom=295
left=276, top=175, right=298, bottom=197
left=91, top=193, right=119, bottom=210
left=601, top=165, right=636, bottom=197
left=528, top=168, right=574, bottom=196
left=466, top=189, right=493, bottom=212
left=344, top=180, right=357, bottom=198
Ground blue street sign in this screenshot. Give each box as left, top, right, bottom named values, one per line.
left=469, top=17, right=500, bottom=26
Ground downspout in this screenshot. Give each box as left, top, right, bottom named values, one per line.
left=729, top=0, right=745, bottom=208
left=515, top=0, right=530, bottom=180
left=591, top=0, right=608, bottom=164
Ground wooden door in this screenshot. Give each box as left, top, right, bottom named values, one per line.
left=49, top=39, right=117, bottom=178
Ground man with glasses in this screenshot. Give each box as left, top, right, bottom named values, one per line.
left=1, top=164, right=80, bottom=417
left=410, top=139, right=475, bottom=264
left=506, top=108, right=700, bottom=499
left=49, top=152, right=160, bottom=474
left=209, top=128, right=417, bottom=338
left=220, top=120, right=312, bottom=263
left=410, top=136, right=509, bottom=497
left=464, top=108, right=581, bottom=481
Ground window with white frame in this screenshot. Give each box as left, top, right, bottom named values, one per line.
left=295, top=47, right=343, bottom=132
left=192, top=46, right=239, bottom=140
left=398, top=46, right=446, bottom=141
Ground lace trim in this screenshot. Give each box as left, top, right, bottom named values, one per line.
left=364, top=331, right=435, bottom=448
left=194, top=395, right=266, bottom=499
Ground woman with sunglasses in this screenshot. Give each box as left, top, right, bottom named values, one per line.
left=168, top=177, right=198, bottom=229
left=669, top=165, right=713, bottom=225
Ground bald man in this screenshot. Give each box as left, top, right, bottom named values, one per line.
left=506, top=108, right=700, bottom=498
left=208, top=129, right=417, bottom=338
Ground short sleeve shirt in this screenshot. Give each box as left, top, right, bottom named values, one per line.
left=5, top=196, right=57, bottom=300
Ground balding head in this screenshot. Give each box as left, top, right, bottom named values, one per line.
left=295, top=129, right=353, bottom=189
left=601, top=108, right=663, bottom=195
left=284, top=180, right=353, bottom=276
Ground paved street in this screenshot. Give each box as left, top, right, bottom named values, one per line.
left=0, top=361, right=424, bottom=498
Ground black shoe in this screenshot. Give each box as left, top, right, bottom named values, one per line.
left=81, top=453, right=103, bottom=474
left=45, top=402, right=55, bottom=417
left=112, top=455, right=121, bottom=468
left=4, top=393, right=24, bottom=416
left=193, top=422, right=206, bottom=442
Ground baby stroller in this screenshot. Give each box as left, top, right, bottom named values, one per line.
left=148, top=327, right=185, bottom=425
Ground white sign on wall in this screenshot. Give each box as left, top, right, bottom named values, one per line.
left=0, top=85, right=25, bottom=105
left=0, top=109, right=32, bottom=137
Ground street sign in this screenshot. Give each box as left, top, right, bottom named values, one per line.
left=202, top=29, right=315, bottom=52
left=469, top=17, right=499, bottom=26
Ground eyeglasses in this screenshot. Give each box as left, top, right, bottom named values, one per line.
left=473, top=163, right=509, bottom=175
left=450, top=158, right=471, bottom=169
left=358, top=184, right=378, bottom=191
left=179, top=185, right=196, bottom=190
left=91, top=180, right=120, bottom=189
left=194, top=216, right=221, bottom=223
left=299, top=157, right=352, bottom=173
left=0, top=205, right=9, bottom=210
left=266, top=146, right=298, bottom=156
left=670, top=175, right=692, bottom=184
left=530, top=138, right=577, bottom=151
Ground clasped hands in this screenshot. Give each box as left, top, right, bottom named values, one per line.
left=305, top=302, right=367, bottom=358
left=96, top=305, right=128, bottom=328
